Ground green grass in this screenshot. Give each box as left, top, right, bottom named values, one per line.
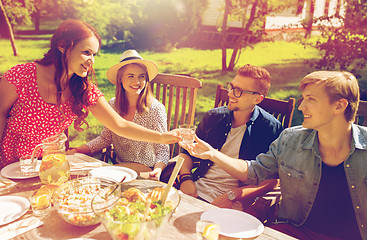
left=2, top=37, right=366, bottom=147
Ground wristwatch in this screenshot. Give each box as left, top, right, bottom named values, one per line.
left=226, top=190, right=236, bottom=201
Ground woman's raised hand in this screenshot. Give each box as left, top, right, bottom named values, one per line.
left=161, top=129, right=181, bottom=144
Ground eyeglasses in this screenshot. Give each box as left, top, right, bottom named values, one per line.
left=226, top=82, right=260, bottom=98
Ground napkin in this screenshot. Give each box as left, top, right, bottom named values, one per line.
left=0, top=176, right=15, bottom=191
left=0, top=216, right=43, bottom=240
left=69, top=162, right=103, bottom=171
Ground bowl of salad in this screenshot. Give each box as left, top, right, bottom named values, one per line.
left=53, top=176, right=120, bottom=226
left=92, top=180, right=180, bottom=240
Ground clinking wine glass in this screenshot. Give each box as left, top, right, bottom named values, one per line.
left=179, top=124, right=197, bottom=144
left=30, top=133, right=70, bottom=185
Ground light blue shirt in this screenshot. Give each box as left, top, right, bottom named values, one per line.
left=247, top=124, right=367, bottom=239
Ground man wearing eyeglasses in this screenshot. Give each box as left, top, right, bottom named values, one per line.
left=178, top=64, right=283, bottom=214
left=181, top=71, right=365, bottom=240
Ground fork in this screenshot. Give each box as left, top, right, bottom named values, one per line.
left=107, top=175, right=126, bottom=197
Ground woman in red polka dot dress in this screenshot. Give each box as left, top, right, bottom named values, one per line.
left=0, top=20, right=180, bottom=169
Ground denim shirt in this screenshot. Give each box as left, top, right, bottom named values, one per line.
left=247, top=124, right=367, bottom=239
left=182, top=106, right=283, bottom=182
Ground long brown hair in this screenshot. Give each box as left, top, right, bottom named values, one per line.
left=115, top=63, right=153, bottom=116
left=35, top=19, right=101, bottom=131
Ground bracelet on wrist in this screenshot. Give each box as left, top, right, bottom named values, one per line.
left=180, top=173, right=191, bottom=180
left=180, top=175, right=193, bottom=183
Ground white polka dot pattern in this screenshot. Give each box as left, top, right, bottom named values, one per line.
left=86, top=98, right=170, bottom=167
left=0, top=62, right=103, bottom=168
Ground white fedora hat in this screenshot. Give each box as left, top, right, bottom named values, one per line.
left=106, top=49, right=158, bottom=85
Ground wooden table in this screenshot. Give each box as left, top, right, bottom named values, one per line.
left=0, top=154, right=296, bottom=240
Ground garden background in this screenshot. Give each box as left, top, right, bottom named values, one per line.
left=1, top=0, right=367, bottom=148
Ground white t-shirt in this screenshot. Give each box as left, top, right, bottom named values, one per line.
left=195, top=124, right=247, bottom=209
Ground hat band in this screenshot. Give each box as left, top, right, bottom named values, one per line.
left=120, top=56, right=142, bottom=62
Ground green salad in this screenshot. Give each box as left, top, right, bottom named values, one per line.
left=102, top=188, right=174, bottom=240
left=107, top=200, right=172, bottom=222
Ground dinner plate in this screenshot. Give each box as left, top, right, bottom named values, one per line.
left=89, top=166, right=137, bottom=183
left=201, top=208, right=264, bottom=238
left=0, top=196, right=30, bottom=226
left=0, top=160, right=42, bottom=180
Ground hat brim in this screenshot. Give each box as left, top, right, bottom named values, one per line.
left=106, top=59, right=158, bottom=85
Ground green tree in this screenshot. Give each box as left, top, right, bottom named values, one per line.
left=2, top=0, right=207, bottom=52
left=0, top=0, right=17, bottom=56
left=55, top=0, right=131, bottom=41
left=2, top=0, right=35, bottom=26
left=313, top=0, right=367, bottom=71
left=2, top=0, right=60, bottom=31
left=221, top=0, right=296, bottom=71
left=303, top=0, right=315, bottom=38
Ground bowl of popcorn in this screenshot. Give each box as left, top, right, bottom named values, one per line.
left=53, top=176, right=119, bottom=226
left=92, top=180, right=180, bottom=240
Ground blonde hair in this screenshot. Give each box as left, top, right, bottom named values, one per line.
left=115, top=63, right=153, bottom=116
left=299, top=71, right=360, bottom=122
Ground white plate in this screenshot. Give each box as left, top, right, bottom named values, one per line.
left=89, top=166, right=137, bottom=183
left=201, top=208, right=264, bottom=238
left=0, top=196, right=30, bottom=226
left=0, top=161, right=42, bottom=180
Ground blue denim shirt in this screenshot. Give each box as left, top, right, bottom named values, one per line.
left=183, top=106, right=283, bottom=182
left=247, top=124, right=367, bottom=239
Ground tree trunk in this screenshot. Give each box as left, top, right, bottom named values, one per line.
left=0, top=0, right=18, bottom=56
left=227, top=0, right=259, bottom=71
left=221, top=0, right=231, bottom=72
left=34, top=8, right=40, bottom=32
left=304, top=0, right=315, bottom=38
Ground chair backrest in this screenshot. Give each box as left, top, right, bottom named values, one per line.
left=355, top=100, right=367, bottom=126
left=150, top=73, right=202, bottom=157
left=214, top=84, right=230, bottom=108
left=214, top=84, right=296, bottom=128
left=64, top=128, right=69, bottom=150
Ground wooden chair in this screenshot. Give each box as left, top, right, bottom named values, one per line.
left=64, top=128, right=69, bottom=150
left=100, top=73, right=202, bottom=165
left=214, top=84, right=230, bottom=108
left=214, top=84, right=296, bottom=128
left=150, top=73, right=202, bottom=158
left=355, top=100, right=367, bottom=126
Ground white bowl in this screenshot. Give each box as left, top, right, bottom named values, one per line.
left=53, top=177, right=119, bottom=226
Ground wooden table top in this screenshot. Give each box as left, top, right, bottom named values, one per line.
left=0, top=154, right=296, bottom=240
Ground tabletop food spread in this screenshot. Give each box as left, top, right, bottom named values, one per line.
left=0, top=153, right=296, bottom=240
left=1, top=161, right=42, bottom=180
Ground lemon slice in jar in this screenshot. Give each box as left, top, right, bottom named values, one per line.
left=203, top=224, right=219, bottom=240
left=51, top=154, right=66, bottom=168
left=35, top=194, right=50, bottom=207
left=53, top=154, right=66, bottom=163
left=55, top=176, right=69, bottom=185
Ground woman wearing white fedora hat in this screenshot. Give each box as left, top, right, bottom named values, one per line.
left=0, top=20, right=180, bottom=169
left=72, top=50, right=170, bottom=180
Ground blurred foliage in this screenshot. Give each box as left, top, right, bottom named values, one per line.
left=127, top=0, right=208, bottom=51
left=2, top=0, right=35, bottom=26
left=310, top=0, right=367, bottom=73
left=3, top=0, right=208, bottom=52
